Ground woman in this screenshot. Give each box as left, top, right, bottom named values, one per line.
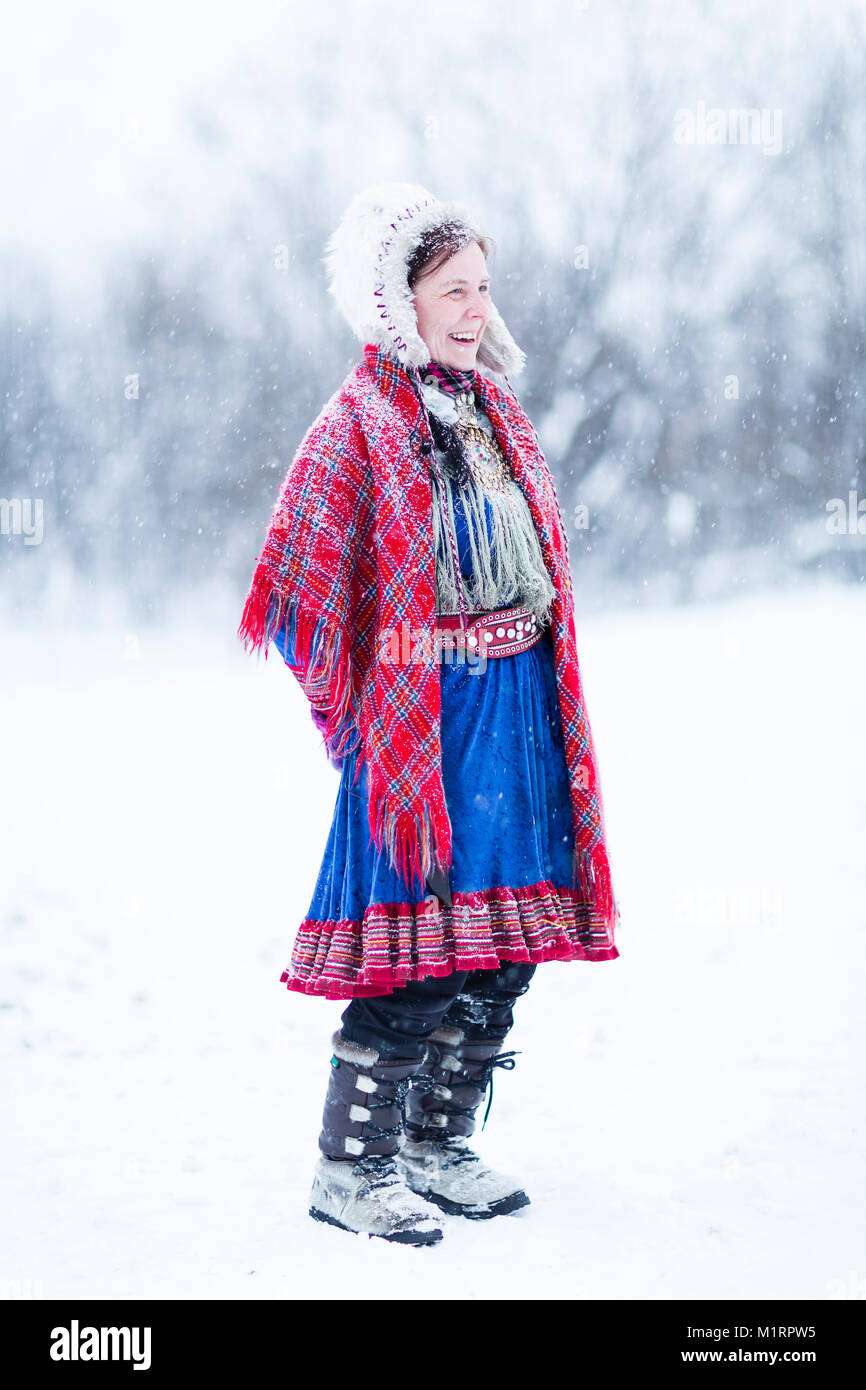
left=238, top=182, right=620, bottom=1247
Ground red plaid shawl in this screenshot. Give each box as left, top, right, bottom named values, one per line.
left=238, top=343, right=619, bottom=936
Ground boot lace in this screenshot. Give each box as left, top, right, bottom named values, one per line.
left=411, top=1049, right=520, bottom=1135
left=431, top=1135, right=478, bottom=1169
left=478, top=1050, right=519, bottom=1131
left=351, top=1153, right=402, bottom=1189
left=351, top=1074, right=417, bottom=1152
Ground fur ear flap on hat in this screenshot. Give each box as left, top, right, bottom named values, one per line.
left=322, top=181, right=525, bottom=377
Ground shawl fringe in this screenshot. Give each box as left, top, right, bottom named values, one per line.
left=573, top=842, right=616, bottom=933
left=238, top=572, right=361, bottom=764
left=366, top=761, right=453, bottom=891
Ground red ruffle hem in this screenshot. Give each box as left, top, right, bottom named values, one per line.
left=280, top=879, right=619, bottom=1000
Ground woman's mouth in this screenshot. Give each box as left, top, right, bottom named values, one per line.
left=449, top=333, right=477, bottom=345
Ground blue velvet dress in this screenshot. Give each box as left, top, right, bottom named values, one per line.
left=271, top=471, right=618, bottom=999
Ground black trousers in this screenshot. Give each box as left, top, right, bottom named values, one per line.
left=340, top=961, right=536, bottom=1062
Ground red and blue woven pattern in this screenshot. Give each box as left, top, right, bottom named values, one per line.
left=282, top=887, right=616, bottom=1000
left=238, top=344, right=619, bottom=938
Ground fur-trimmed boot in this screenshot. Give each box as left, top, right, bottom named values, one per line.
left=398, top=1025, right=530, bottom=1220
left=308, top=1030, right=445, bottom=1247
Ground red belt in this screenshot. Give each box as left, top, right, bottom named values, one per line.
left=436, top=604, right=544, bottom=659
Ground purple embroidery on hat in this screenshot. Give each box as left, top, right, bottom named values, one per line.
left=371, top=199, right=437, bottom=357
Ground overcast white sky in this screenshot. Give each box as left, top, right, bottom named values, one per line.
left=0, top=1, right=286, bottom=268
left=1, top=0, right=859, bottom=312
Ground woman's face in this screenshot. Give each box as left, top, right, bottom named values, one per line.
left=411, top=240, right=491, bottom=370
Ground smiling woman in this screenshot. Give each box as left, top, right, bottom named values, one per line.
left=409, top=236, right=494, bottom=369
left=238, top=181, right=620, bottom=1246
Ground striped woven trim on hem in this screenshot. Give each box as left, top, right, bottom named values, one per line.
left=279, top=880, right=619, bottom=1000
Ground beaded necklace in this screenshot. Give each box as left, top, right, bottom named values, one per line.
left=422, top=360, right=513, bottom=493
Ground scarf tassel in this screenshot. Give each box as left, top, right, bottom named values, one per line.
left=237, top=563, right=278, bottom=654
left=237, top=573, right=361, bottom=764
left=366, top=768, right=453, bottom=894
left=573, top=841, right=619, bottom=934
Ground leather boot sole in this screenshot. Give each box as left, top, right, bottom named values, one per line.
left=421, top=1188, right=531, bottom=1220
left=309, top=1205, right=444, bottom=1246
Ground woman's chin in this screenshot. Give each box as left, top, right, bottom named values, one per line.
left=438, top=346, right=478, bottom=369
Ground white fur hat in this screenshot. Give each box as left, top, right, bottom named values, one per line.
left=322, top=181, right=525, bottom=376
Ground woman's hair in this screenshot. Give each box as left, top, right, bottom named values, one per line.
left=406, top=221, right=495, bottom=290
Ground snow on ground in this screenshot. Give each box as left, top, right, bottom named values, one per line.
left=1, top=579, right=864, bottom=1300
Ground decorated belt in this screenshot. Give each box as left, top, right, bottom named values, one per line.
left=436, top=604, right=544, bottom=659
